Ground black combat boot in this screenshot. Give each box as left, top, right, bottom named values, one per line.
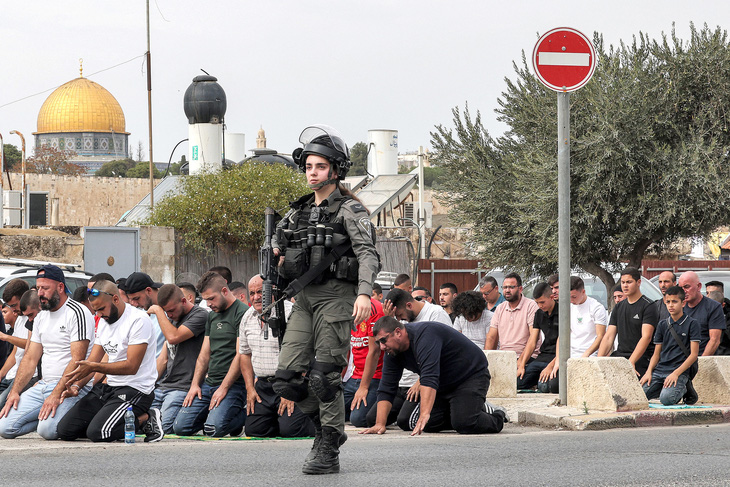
left=304, top=416, right=347, bottom=464
left=304, top=415, right=322, bottom=463
left=302, top=426, right=344, bottom=475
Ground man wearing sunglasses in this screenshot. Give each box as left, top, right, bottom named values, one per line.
left=56, top=280, right=163, bottom=442
left=361, top=316, right=506, bottom=436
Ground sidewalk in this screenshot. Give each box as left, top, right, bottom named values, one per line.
left=494, top=392, right=730, bottom=431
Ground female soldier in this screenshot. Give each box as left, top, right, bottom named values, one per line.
left=271, top=125, right=380, bottom=475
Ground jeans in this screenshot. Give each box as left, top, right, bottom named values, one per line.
left=0, top=376, right=40, bottom=410
left=0, top=379, right=91, bottom=440
left=172, top=381, right=246, bottom=437
left=343, top=377, right=380, bottom=427
left=152, top=388, right=188, bottom=434
left=643, top=372, right=689, bottom=406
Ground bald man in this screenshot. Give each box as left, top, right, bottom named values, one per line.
left=238, top=276, right=313, bottom=438
left=678, top=271, right=725, bottom=356
left=56, top=281, right=164, bottom=442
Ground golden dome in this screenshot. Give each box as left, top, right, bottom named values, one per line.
left=35, top=77, right=128, bottom=135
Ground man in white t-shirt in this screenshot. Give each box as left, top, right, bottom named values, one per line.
left=384, top=288, right=451, bottom=325
left=57, top=280, right=163, bottom=442
left=451, top=291, right=493, bottom=348
left=570, top=276, right=607, bottom=358
left=0, top=266, right=95, bottom=440
left=0, top=289, right=41, bottom=409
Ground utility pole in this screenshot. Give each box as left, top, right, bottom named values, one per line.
left=146, top=0, right=155, bottom=208
left=10, top=130, right=26, bottom=229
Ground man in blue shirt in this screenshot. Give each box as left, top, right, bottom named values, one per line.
left=640, top=286, right=700, bottom=405
left=361, top=317, right=505, bottom=436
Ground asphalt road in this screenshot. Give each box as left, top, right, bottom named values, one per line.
left=1, top=423, right=729, bottom=486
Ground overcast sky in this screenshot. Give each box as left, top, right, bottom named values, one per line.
left=1, top=1, right=729, bottom=162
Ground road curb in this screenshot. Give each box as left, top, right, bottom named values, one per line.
left=518, top=406, right=730, bottom=431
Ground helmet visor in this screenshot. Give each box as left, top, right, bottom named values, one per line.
left=299, top=124, right=349, bottom=159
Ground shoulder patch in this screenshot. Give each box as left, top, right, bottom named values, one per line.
left=348, top=202, right=367, bottom=214
left=358, top=217, right=373, bottom=238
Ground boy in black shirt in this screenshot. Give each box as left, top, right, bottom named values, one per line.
left=518, top=283, right=559, bottom=393
left=599, top=267, right=658, bottom=378
left=640, top=286, right=700, bottom=405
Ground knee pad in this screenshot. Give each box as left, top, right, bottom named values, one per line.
left=308, top=362, right=343, bottom=403
left=273, top=370, right=309, bottom=402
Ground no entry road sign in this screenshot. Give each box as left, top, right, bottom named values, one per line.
left=532, top=27, right=596, bottom=92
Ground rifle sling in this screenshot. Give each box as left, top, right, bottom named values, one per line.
left=282, top=241, right=352, bottom=298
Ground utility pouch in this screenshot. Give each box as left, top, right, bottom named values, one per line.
left=309, top=246, right=326, bottom=285
left=280, top=248, right=309, bottom=280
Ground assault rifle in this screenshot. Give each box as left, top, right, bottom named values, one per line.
left=259, top=207, right=288, bottom=346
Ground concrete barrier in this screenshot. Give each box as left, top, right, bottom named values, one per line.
left=567, top=357, right=648, bottom=412
left=695, top=356, right=730, bottom=404
left=485, top=350, right=517, bottom=398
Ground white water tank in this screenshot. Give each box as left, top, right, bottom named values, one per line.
left=189, top=123, right=223, bottom=174
left=224, top=132, right=246, bottom=163
left=367, top=129, right=398, bottom=177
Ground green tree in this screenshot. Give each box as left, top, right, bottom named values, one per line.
left=126, top=161, right=162, bottom=179
left=2, top=144, right=22, bottom=171
left=349, top=141, right=368, bottom=176
left=96, top=158, right=135, bottom=177
left=432, top=24, right=730, bottom=291
left=26, top=146, right=84, bottom=176
left=146, top=162, right=309, bottom=252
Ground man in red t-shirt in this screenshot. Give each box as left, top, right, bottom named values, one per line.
left=344, top=299, right=384, bottom=427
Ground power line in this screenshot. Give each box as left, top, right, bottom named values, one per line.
left=0, top=53, right=146, bottom=110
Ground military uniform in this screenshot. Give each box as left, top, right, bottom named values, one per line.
left=273, top=187, right=380, bottom=433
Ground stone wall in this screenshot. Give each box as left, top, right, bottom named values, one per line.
left=0, top=228, right=83, bottom=265
left=2, top=172, right=159, bottom=227
left=140, top=226, right=176, bottom=283
left=0, top=225, right=175, bottom=283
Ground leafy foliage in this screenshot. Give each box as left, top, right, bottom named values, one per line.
left=147, top=162, right=309, bottom=253
left=2, top=144, right=22, bottom=171
left=95, top=158, right=135, bottom=177
left=432, top=24, right=730, bottom=289
left=349, top=141, right=368, bottom=176
left=26, top=146, right=84, bottom=176
left=126, top=161, right=162, bottom=178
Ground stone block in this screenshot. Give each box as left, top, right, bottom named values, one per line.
left=485, top=350, right=517, bottom=398
left=694, top=356, right=730, bottom=404
left=567, top=357, right=648, bottom=412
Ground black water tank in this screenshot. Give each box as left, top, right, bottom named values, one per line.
left=183, top=75, right=227, bottom=124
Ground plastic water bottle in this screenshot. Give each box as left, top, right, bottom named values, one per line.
left=124, top=406, right=135, bottom=444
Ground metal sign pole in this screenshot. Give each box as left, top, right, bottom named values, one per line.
left=557, top=91, right=571, bottom=405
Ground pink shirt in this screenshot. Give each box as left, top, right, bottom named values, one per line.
left=490, top=295, right=541, bottom=358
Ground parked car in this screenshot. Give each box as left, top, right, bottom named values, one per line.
left=523, top=272, right=663, bottom=310
left=0, top=259, right=92, bottom=300
left=649, top=270, right=730, bottom=294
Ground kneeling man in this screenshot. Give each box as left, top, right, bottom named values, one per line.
left=362, top=317, right=505, bottom=435
left=57, top=281, right=163, bottom=442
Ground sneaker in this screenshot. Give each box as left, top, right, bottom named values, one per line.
left=485, top=400, right=510, bottom=423
left=230, top=425, right=244, bottom=437
left=683, top=380, right=698, bottom=405
left=143, top=408, right=164, bottom=443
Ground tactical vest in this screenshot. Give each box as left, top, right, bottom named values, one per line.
left=278, top=194, right=359, bottom=284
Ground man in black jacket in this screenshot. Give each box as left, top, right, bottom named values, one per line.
left=361, top=316, right=505, bottom=436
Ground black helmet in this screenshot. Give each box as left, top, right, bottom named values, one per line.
left=292, top=125, right=351, bottom=183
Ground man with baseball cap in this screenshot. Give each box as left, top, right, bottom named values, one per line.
left=0, top=265, right=95, bottom=439
left=124, top=272, right=165, bottom=357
